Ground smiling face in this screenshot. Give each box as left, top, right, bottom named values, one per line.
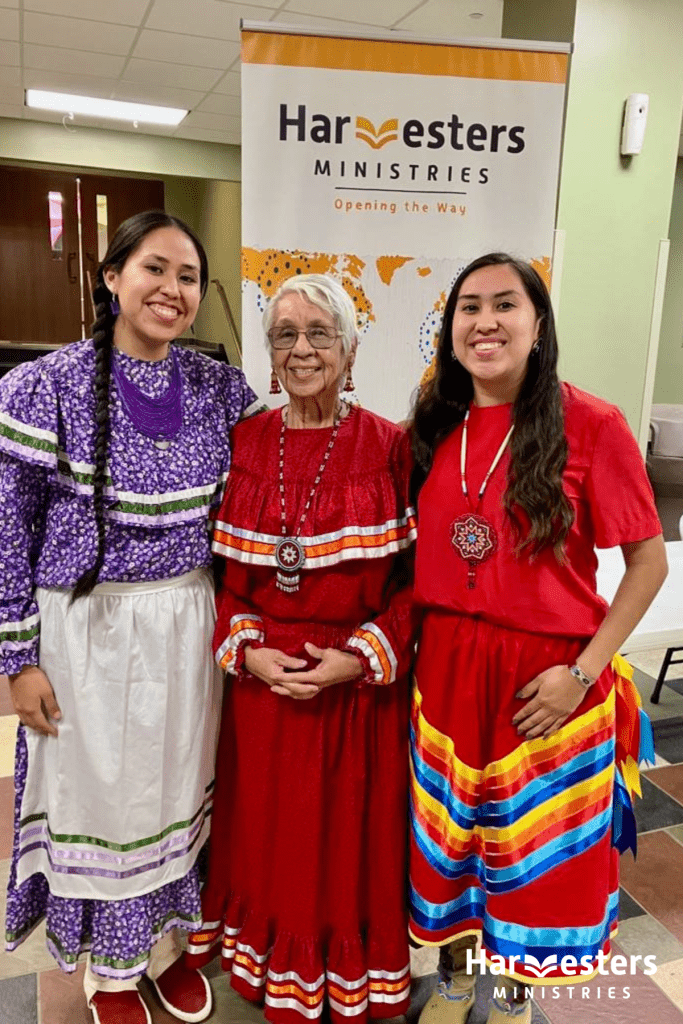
left=451, top=262, right=542, bottom=405
left=104, top=226, right=202, bottom=360
left=270, top=292, right=353, bottom=402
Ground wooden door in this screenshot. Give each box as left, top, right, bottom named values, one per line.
left=0, top=168, right=165, bottom=345
left=79, top=175, right=165, bottom=321
left=0, top=166, right=83, bottom=344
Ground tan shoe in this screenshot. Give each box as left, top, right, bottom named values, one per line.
left=485, top=994, right=532, bottom=1024
left=418, top=974, right=476, bottom=1024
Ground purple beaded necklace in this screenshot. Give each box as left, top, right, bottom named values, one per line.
left=112, top=346, right=183, bottom=444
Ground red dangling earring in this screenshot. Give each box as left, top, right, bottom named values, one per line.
left=343, top=367, right=355, bottom=393
left=270, top=370, right=281, bottom=395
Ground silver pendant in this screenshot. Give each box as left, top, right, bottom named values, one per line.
left=154, top=439, right=171, bottom=451
left=275, top=537, right=305, bottom=593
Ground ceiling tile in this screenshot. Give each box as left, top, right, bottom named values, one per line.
left=123, top=57, right=224, bottom=92
left=0, top=7, right=20, bottom=40
left=23, top=67, right=120, bottom=97
left=196, top=91, right=240, bottom=116
left=113, top=81, right=207, bottom=110
left=0, top=0, right=18, bottom=7
left=132, top=29, right=239, bottom=69
left=146, top=0, right=276, bottom=42
left=24, top=12, right=138, bottom=56
left=0, top=105, right=24, bottom=119
left=282, top=0, right=420, bottom=27
left=23, top=43, right=127, bottom=76
left=1, top=85, right=23, bottom=106
left=396, top=0, right=503, bottom=37
left=213, top=0, right=281, bottom=7
left=0, top=39, right=20, bottom=65
left=0, top=65, right=21, bottom=86
left=270, top=11, right=376, bottom=33
left=212, top=70, right=240, bottom=96
left=23, top=0, right=150, bottom=25
left=181, top=110, right=240, bottom=132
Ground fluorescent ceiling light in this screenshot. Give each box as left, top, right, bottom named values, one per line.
left=25, top=89, right=188, bottom=126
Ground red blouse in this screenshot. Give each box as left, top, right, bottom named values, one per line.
left=212, top=405, right=417, bottom=684
left=414, top=383, right=661, bottom=637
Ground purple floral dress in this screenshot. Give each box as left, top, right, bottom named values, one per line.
left=0, top=340, right=258, bottom=978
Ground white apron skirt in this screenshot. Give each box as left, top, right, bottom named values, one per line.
left=15, top=569, right=222, bottom=902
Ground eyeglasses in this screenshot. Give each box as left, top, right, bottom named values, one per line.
left=268, top=326, right=341, bottom=349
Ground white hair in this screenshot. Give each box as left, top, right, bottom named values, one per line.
left=262, top=274, right=359, bottom=356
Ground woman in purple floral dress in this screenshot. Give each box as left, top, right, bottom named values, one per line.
left=0, top=211, right=258, bottom=1024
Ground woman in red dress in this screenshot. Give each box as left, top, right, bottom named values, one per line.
left=409, top=253, right=667, bottom=1024
left=187, top=274, right=416, bottom=1024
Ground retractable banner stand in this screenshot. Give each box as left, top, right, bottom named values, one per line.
left=241, top=25, right=570, bottom=420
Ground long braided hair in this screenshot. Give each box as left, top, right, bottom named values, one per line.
left=71, top=210, right=209, bottom=599
left=410, top=252, right=574, bottom=560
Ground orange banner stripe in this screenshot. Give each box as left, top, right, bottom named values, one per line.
left=242, top=31, right=568, bottom=85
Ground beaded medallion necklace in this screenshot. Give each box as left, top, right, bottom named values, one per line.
left=450, top=408, right=514, bottom=589
left=275, top=404, right=343, bottom=593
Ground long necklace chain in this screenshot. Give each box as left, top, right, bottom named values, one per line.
left=274, top=403, right=343, bottom=592
left=460, top=408, right=514, bottom=509
left=451, top=408, right=514, bottom=589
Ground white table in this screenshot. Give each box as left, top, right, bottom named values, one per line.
left=596, top=541, right=683, bottom=654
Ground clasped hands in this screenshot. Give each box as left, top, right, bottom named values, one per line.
left=512, top=663, right=590, bottom=740
left=243, top=642, right=363, bottom=700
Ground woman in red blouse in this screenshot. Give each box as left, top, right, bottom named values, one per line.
left=187, top=274, right=416, bottom=1024
left=409, top=253, right=667, bottom=1024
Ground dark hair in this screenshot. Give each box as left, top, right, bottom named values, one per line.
left=71, top=210, right=208, bottom=599
left=410, top=252, right=574, bottom=559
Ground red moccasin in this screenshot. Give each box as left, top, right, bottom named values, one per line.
left=90, top=990, right=151, bottom=1024
left=151, top=957, right=213, bottom=1023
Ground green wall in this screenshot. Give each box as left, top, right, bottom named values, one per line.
left=504, top=0, right=683, bottom=435
left=193, top=179, right=242, bottom=363
left=654, top=158, right=683, bottom=404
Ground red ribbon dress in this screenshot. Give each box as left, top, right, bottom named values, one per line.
left=187, top=406, right=417, bottom=1024
left=410, top=384, right=662, bottom=984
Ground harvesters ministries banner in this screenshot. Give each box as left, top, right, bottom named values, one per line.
left=241, top=25, right=570, bottom=420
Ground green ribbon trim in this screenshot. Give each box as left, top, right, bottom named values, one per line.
left=19, top=784, right=213, bottom=852
left=0, top=623, right=39, bottom=644
left=0, top=421, right=57, bottom=456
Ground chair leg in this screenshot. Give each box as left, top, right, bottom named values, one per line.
left=651, top=648, right=674, bottom=704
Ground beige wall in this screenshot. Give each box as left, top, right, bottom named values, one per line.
left=0, top=117, right=239, bottom=181
left=654, top=158, right=683, bottom=404
left=504, top=0, right=683, bottom=435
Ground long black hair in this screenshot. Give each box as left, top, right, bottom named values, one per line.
left=71, top=210, right=209, bottom=599
left=410, top=252, right=574, bottom=559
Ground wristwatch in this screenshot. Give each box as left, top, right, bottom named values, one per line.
left=568, top=663, right=596, bottom=688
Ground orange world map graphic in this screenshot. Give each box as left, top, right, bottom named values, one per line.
left=242, top=248, right=552, bottom=392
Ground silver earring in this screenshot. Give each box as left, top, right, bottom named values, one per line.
left=532, top=338, right=542, bottom=354
left=451, top=350, right=459, bottom=362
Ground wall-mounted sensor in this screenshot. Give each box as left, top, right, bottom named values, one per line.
left=621, top=93, right=649, bottom=155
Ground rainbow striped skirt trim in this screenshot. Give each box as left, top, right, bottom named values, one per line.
left=409, top=612, right=652, bottom=984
